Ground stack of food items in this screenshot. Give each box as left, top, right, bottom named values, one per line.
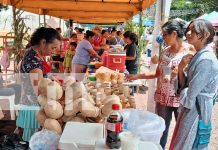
left=36, top=78, right=64, bottom=135
left=36, top=71, right=136, bottom=134
left=89, top=66, right=137, bottom=109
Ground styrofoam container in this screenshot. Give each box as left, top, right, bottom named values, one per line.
left=59, top=122, right=104, bottom=150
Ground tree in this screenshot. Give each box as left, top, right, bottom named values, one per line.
left=12, top=7, right=30, bottom=72
left=0, top=3, right=8, bottom=12
left=170, top=0, right=218, bottom=21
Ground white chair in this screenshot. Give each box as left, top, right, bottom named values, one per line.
left=0, top=94, right=15, bottom=120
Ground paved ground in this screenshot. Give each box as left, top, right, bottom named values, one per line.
left=134, top=92, right=218, bottom=150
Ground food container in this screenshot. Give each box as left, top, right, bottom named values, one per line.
left=107, top=53, right=126, bottom=72
left=89, top=76, right=97, bottom=81
left=87, top=63, right=96, bottom=69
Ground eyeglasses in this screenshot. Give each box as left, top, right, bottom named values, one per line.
left=186, top=28, right=198, bottom=35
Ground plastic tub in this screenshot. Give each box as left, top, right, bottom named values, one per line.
left=119, top=109, right=165, bottom=144
left=119, top=131, right=140, bottom=150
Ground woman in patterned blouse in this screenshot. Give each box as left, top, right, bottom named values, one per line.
left=16, top=27, right=61, bottom=141
left=127, top=19, right=195, bottom=149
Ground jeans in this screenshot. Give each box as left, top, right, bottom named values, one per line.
left=156, top=103, right=179, bottom=149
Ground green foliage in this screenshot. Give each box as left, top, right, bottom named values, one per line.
left=124, top=20, right=134, bottom=32
left=12, top=8, right=30, bottom=72
left=171, top=0, right=218, bottom=21
left=0, top=3, right=8, bottom=12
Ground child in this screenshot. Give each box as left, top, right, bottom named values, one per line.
left=63, top=42, right=77, bottom=73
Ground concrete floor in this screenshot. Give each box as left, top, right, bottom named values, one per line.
left=134, top=93, right=218, bottom=150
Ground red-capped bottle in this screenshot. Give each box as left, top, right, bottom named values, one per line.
left=106, top=104, right=123, bottom=149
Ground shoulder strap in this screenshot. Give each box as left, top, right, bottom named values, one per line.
left=196, top=99, right=202, bottom=120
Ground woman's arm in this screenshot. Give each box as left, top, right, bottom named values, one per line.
left=181, top=59, right=212, bottom=109
left=178, top=54, right=194, bottom=90
left=127, top=65, right=161, bottom=80
left=88, top=49, right=101, bottom=59
left=126, top=56, right=135, bottom=60
left=29, top=68, right=43, bottom=96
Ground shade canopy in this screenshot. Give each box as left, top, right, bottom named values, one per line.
left=197, top=11, right=218, bottom=27
left=1, top=0, right=157, bottom=24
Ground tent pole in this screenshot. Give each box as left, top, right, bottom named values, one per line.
left=38, top=14, right=40, bottom=27
left=147, top=0, right=172, bottom=113
left=43, top=14, right=46, bottom=27
left=59, top=18, right=61, bottom=28
left=138, top=1, right=143, bottom=73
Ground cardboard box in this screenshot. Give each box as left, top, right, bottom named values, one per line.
left=59, top=122, right=105, bottom=150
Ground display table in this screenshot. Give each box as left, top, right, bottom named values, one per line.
left=123, top=79, right=143, bottom=86
left=59, top=122, right=162, bottom=150
left=95, top=139, right=162, bottom=150
left=123, top=79, right=143, bottom=93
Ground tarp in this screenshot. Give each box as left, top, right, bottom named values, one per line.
left=0, top=0, right=157, bottom=24
left=133, top=15, right=154, bottom=26
left=197, top=11, right=218, bottom=27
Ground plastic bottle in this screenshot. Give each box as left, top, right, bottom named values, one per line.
left=105, top=104, right=123, bottom=149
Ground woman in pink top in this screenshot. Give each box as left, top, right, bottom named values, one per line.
left=127, top=19, right=195, bottom=149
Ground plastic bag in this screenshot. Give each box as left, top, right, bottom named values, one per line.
left=29, top=129, right=60, bottom=150
left=119, top=109, right=165, bottom=143
left=0, top=133, right=29, bottom=150
left=0, top=48, right=10, bottom=69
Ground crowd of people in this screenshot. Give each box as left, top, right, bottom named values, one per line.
left=0, top=18, right=217, bottom=150
left=127, top=19, right=218, bottom=150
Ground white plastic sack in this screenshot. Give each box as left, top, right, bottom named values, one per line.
left=119, top=109, right=165, bottom=144
left=29, top=129, right=60, bottom=150
left=0, top=49, right=10, bottom=69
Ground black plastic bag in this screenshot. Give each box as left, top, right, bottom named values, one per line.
left=0, top=133, right=29, bottom=150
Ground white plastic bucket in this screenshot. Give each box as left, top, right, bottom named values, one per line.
left=119, top=131, right=140, bottom=150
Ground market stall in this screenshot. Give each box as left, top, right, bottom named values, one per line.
left=27, top=43, right=164, bottom=149
left=0, top=1, right=168, bottom=149
left=0, top=0, right=157, bottom=24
